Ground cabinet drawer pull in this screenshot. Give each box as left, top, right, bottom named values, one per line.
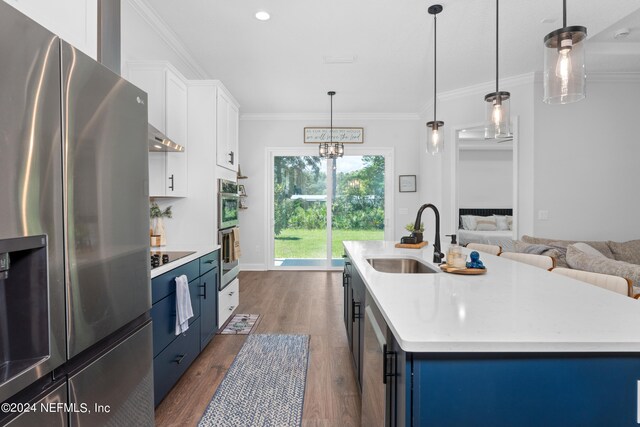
left=204, top=260, right=214, bottom=264
left=228, top=291, right=234, bottom=296
left=383, top=345, right=397, bottom=384
left=228, top=151, right=234, bottom=165
left=228, top=305, right=235, bottom=311
left=173, top=353, right=187, bottom=365
left=168, top=174, right=175, bottom=191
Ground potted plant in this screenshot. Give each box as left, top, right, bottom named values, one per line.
left=150, top=202, right=172, bottom=246
left=404, top=222, right=425, bottom=244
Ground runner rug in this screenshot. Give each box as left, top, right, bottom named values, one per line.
left=218, top=314, right=260, bottom=335
left=198, top=334, right=310, bottom=427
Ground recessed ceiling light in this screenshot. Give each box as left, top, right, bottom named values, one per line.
left=255, top=11, right=270, bottom=21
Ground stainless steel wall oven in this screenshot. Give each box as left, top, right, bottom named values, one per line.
left=218, top=179, right=239, bottom=230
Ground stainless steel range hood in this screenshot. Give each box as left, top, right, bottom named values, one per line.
left=148, top=124, right=185, bottom=152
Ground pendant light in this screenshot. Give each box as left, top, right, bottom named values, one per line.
left=426, top=4, right=444, bottom=155
left=484, top=0, right=511, bottom=139
left=319, top=91, right=344, bottom=159
left=543, top=0, right=587, bottom=104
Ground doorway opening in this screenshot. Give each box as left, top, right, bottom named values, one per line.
left=269, top=148, right=393, bottom=270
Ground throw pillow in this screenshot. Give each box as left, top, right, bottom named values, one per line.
left=475, top=217, right=497, bottom=231
left=506, top=215, right=513, bottom=230
left=461, top=215, right=477, bottom=231
left=494, top=215, right=509, bottom=231
left=566, top=244, right=640, bottom=286
left=523, top=235, right=615, bottom=259
left=514, top=241, right=568, bottom=268
left=572, top=242, right=605, bottom=258
left=607, top=240, right=640, bottom=265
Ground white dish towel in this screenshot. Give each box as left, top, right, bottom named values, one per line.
left=175, top=274, right=194, bottom=335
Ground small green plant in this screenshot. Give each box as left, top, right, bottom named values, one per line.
left=405, top=222, right=424, bottom=232
left=150, top=202, right=173, bottom=219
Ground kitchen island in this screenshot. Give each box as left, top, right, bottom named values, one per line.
left=343, top=240, right=640, bottom=426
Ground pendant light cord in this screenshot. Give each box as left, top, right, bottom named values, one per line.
left=563, top=0, right=567, bottom=28
left=495, top=0, right=499, bottom=95
left=433, top=12, right=437, bottom=122
left=330, top=94, right=333, bottom=144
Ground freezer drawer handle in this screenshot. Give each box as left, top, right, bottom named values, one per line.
left=173, top=354, right=187, bottom=365
left=168, top=174, right=175, bottom=191
left=199, top=282, right=207, bottom=299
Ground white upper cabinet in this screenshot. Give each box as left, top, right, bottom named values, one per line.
left=216, top=87, right=240, bottom=172
left=3, top=0, right=97, bottom=58
left=127, top=62, right=188, bottom=197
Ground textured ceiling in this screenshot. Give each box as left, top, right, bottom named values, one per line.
left=145, top=0, right=640, bottom=114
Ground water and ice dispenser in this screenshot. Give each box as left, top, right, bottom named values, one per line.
left=0, top=236, right=49, bottom=384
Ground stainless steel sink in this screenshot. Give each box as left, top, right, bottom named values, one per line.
left=366, top=258, right=439, bottom=274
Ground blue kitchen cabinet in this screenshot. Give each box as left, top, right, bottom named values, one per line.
left=151, top=249, right=220, bottom=407
left=343, top=253, right=364, bottom=391
left=199, top=260, right=219, bottom=350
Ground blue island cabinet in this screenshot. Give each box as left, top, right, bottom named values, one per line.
left=407, top=352, right=640, bottom=426
left=151, top=250, right=220, bottom=407
left=345, top=256, right=640, bottom=426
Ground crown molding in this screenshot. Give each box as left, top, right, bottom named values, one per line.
left=240, top=113, right=421, bottom=121
left=127, top=0, right=209, bottom=79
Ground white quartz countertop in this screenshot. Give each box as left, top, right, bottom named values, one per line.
left=344, top=241, right=640, bottom=353
left=150, top=245, right=220, bottom=279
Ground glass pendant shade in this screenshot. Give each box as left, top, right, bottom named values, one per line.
left=484, top=91, right=511, bottom=139
left=543, top=26, right=587, bottom=104
left=426, top=120, right=444, bottom=155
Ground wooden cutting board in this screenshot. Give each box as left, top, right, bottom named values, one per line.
left=439, top=265, right=487, bottom=275
left=394, top=241, right=428, bottom=249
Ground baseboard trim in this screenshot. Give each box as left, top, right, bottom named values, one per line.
left=239, top=264, right=267, bottom=271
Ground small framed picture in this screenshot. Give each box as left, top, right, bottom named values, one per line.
left=238, top=184, right=246, bottom=196
left=399, top=175, right=416, bottom=193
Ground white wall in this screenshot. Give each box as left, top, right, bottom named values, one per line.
left=420, top=74, right=536, bottom=239
left=458, top=149, right=513, bottom=209
left=532, top=75, right=640, bottom=242
left=238, top=116, right=421, bottom=270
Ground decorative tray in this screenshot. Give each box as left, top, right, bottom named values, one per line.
left=394, top=241, right=428, bottom=249
left=439, top=265, right=487, bottom=275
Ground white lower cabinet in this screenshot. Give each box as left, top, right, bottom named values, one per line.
left=218, top=278, right=239, bottom=327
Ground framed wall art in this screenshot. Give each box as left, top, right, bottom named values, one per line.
left=399, top=175, right=416, bottom=192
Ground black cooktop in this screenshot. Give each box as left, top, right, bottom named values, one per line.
left=150, top=251, right=196, bottom=269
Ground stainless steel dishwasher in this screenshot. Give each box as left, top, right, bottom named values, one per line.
left=361, top=289, right=405, bottom=427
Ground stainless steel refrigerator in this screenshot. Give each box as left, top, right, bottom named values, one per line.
left=0, top=3, right=154, bottom=426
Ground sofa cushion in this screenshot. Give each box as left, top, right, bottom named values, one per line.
left=566, top=244, right=640, bottom=286
left=522, top=235, right=615, bottom=259
left=607, top=240, right=640, bottom=265
left=513, top=241, right=568, bottom=268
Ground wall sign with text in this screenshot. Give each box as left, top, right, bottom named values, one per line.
left=303, top=127, right=364, bottom=144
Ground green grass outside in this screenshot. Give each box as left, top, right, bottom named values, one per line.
left=275, top=228, right=383, bottom=259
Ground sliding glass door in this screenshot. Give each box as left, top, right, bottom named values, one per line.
left=270, top=149, right=392, bottom=269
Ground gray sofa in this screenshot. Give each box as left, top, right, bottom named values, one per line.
left=517, top=235, right=640, bottom=290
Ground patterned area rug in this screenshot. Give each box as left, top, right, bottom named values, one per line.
left=199, top=334, right=310, bottom=427
left=219, top=314, right=260, bottom=335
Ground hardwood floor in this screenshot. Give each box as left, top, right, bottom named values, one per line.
left=154, top=271, right=361, bottom=427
